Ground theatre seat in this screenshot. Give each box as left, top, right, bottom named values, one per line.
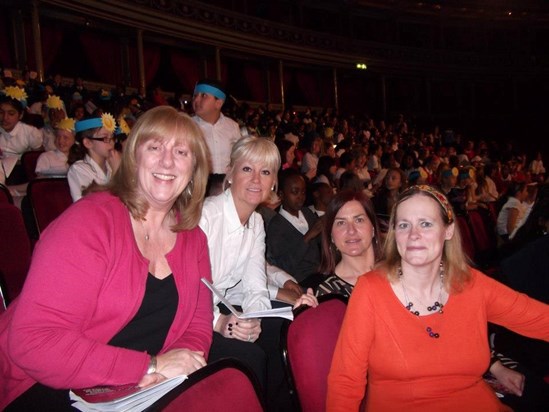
left=0, top=183, right=13, bottom=204
left=151, top=358, right=264, bottom=412
left=281, top=294, right=348, bottom=412
left=456, top=215, right=476, bottom=262
left=27, top=177, right=72, bottom=235
left=21, top=149, right=45, bottom=181
left=0, top=203, right=32, bottom=303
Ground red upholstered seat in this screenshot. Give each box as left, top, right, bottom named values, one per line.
left=0, top=183, right=13, bottom=204
left=21, top=150, right=45, bottom=181
left=151, top=358, right=264, bottom=412
left=468, top=209, right=497, bottom=254
left=27, top=177, right=72, bottom=235
left=281, top=294, right=348, bottom=412
left=0, top=203, right=32, bottom=303
left=456, top=215, right=476, bottom=262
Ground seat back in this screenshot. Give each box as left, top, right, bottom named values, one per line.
left=0, top=203, right=32, bottom=303
left=153, top=359, right=264, bottom=412
left=21, top=150, right=45, bottom=181
left=281, top=294, right=348, bottom=412
left=456, top=215, right=476, bottom=262
left=0, top=183, right=13, bottom=204
left=27, top=177, right=72, bottom=235
left=468, top=209, right=497, bottom=254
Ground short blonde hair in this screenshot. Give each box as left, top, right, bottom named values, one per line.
left=382, top=185, right=471, bottom=292
left=224, top=136, right=281, bottom=190
left=108, top=106, right=210, bottom=231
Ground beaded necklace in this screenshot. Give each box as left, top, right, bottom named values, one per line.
left=399, top=263, right=445, bottom=338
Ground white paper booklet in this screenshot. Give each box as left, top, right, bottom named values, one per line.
left=69, top=374, right=187, bottom=412
left=201, top=278, right=294, bottom=321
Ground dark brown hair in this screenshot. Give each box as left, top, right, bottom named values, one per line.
left=319, top=189, right=381, bottom=274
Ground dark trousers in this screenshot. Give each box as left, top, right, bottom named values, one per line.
left=5, top=383, right=74, bottom=411
left=208, top=302, right=293, bottom=412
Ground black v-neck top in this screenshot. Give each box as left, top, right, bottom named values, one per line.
left=108, top=273, right=178, bottom=355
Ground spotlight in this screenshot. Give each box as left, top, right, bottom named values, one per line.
left=356, top=63, right=367, bottom=70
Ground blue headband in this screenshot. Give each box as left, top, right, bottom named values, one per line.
left=194, top=84, right=226, bottom=100
left=75, top=118, right=102, bottom=133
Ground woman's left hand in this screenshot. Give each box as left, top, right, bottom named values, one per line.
left=293, top=288, right=319, bottom=309
left=490, top=360, right=525, bottom=396
left=230, top=318, right=262, bottom=343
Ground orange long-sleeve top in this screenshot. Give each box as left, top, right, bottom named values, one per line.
left=327, top=268, right=549, bottom=412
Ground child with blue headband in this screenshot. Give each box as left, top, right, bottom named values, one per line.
left=67, top=113, right=120, bottom=201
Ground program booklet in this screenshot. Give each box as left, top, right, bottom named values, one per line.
left=69, top=374, right=187, bottom=412
left=201, top=278, right=294, bottom=321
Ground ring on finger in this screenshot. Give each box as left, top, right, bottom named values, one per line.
left=247, top=333, right=252, bottom=342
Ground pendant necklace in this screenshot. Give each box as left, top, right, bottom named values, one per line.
left=399, top=263, right=445, bottom=338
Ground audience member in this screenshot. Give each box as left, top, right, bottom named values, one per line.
left=35, top=117, right=75, bottom=176
left=327, top=185, right=549, bottom=411
left=67, top=113, right=121, bottom=201
left=316, top=190, right=381, bottom=298
left=267, top=168, right=323, bottom=287
left=0, top=106, right=213, bottom=410
left=192, top=78, right=241, bottom=175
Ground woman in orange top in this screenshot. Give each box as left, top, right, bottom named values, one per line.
left=327, top=185, right=549, bottom=412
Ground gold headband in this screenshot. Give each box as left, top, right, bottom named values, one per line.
left=403, top=185, right=454, bottom=224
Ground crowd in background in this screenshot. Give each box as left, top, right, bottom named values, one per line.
left=1, top=70, right=548, bottom=411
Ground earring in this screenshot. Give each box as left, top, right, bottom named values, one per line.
left=228, top=180, right=232, bottom=184
left=271, top=186, right=275, bottom=191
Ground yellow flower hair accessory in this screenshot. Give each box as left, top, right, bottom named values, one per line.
left=46, top=95, right=63, bottom=110
left=117, top=116, right=131, bottom=135
left=56, top=117, right=76, bottom=132
left=101, top=113, right=116, bottom=133
left=3, top=86, right=28, bottom=103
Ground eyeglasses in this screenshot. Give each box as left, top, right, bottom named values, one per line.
left=87, top=136, right=115, bottom=144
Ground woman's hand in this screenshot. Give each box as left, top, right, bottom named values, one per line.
left=215, top=314, right=262, bottom=343
left=276, top=280, right=303, bottom=304
left=490, top=360, right=525, bottom=396
left=293, top=288, right=319, bottom=309
left=138, top=349, right=206, bottom=387
left=304, top=217, right=324, bottom=242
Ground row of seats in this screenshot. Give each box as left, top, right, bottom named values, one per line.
left=0, top=178, right=72, bottom=303
left=456, top=208, right=498, bottom=267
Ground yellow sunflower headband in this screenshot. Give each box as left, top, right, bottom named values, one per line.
left=75, top=113, right=117, bottom=133
left=2, top=86, right=28, bottom=107
left=46, top=95, right=64, bottom=110
left=400, top=185, right=454, bottom=224
left=56, top=118, right=76, bottom=132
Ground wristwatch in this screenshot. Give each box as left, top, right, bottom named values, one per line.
left=146, top=355, right=157, bottom=375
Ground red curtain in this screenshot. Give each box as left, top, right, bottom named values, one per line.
left=127, top=43, right=140, bottom=88
left=318, top=70, right=334, bottom=108
left=40, top=21, right=65, bottom=73
left=243, top=63, right=265, bottom=102
left=269, top=66, right=281, bottom=103
left=79, top=31, right=119, bottom=84
left=0, top=14, right=13, bottom=68
left=170, top=51, right=200, bottom=92
left=143, top=44, right=161, bottom=85
left=294, top=69, right=319, bottom=106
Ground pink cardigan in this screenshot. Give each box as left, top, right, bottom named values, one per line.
left=0, top=192, right=213, bottom=408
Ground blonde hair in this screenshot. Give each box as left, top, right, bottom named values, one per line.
left=108, top=106, right=210, bottom=231
left=224, top=136, right=281, bottom=190
left=382, top=186, right=471, bottom=292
